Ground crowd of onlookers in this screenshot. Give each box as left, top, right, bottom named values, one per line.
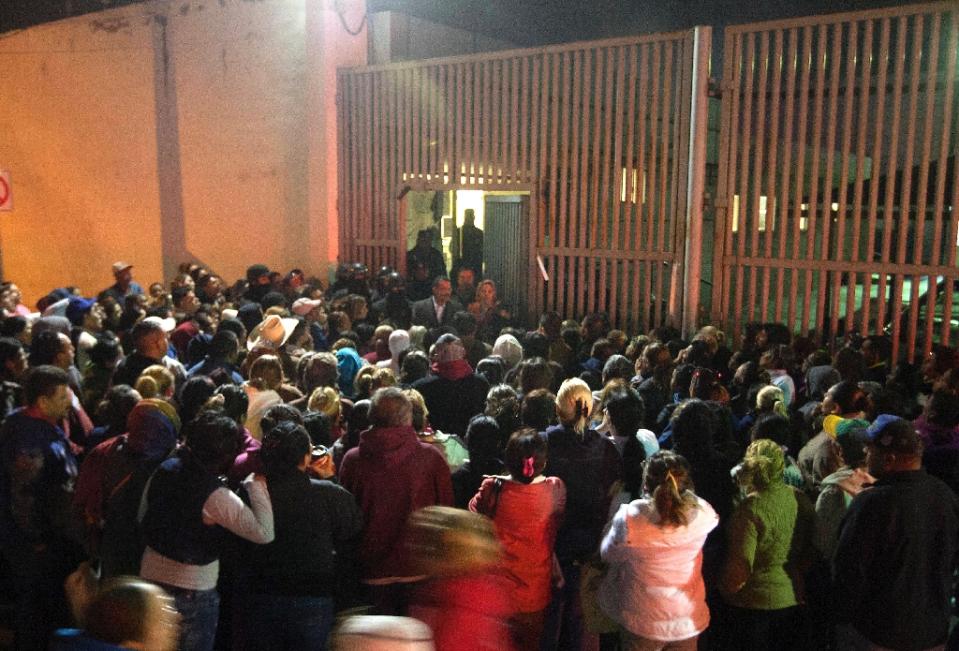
left=0, top=257, right=956, bottom=651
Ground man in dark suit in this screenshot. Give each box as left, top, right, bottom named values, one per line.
left=411, top=277, right=463, bottom=329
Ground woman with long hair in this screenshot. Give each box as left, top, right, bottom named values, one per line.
left=469, top=428, right=565, bottom=649
left=541, top=378, right=623, bottom=650
left=598, top=451, right=718, bottom=650
left=469, top=280, right=511, bottom=342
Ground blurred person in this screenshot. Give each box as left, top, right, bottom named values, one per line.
left=85, top=384, right=141, bottom=450
left=758, top=344, right=795, bottom=408
left=407, top=506, right=513, bottom=650
left=0, top=336, right=27, bottom=421
left=470, top=280, right=511, bottom=343
left=51, top=577, right=180, bottom=651
left=113, top=319, right=186, bottom=389
left=412, top=276, right=462, bottom=329
left=405, top=388, right=469, bottom=470
left=797, top=380, right=870, bottom=496
left=412, top=334, right=489, bottom=437
left=98, top=261, right=143, bottom=305
left=914, top=389, right=959, bottom=493
left=134, top=365, right=175, bottom=402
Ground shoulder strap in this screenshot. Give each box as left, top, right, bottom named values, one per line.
left=487, top=477, right=505, bottom=518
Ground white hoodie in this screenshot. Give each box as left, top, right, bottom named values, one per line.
left=598, top=496, right=718, bottom=642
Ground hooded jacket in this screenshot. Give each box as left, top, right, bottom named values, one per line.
left=339, top=425, right=453, bottom=581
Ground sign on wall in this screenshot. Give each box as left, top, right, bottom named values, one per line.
left=0, top=171, right=11, bottom=212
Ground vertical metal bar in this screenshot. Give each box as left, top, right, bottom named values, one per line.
left=894, top=15, right=924, bottom=362
left=558, top=52, right=572, bottom=249
left=634, top=44, right=650, bottom=258
left=549, top=53, right=561, bottom=248
left=788, top=26, right=812, bottom=332
left=569, top=50, right=583, bottom=252
left=645, top=42, right=663, bottom=320
left=862, top=18, right=891, bottom=337
left=624, top=46, right=638, bottom=255
left=578, top=50, right=593, bottom=253
left=511, top=58, right=521, bottom=184
left=831, top=21, right=858, bottom=340
left=601, top=47, right=616, bottom=249
left=777, top=29, right=799, bottom=326
left=520, top=57, right=531, bottom=185
left=481, top=60, right=492, bottom=183
left=735, top=34, right=755, bottom=323
left=850, top=21, right=874, bottom=335
left=912, top=13, right=941, bottom=357
left=934, top=13, right=958, bottom=346
left=762, top=30, right=784, bottom=323
left=682, top=27, right=710, bottom=336
left=713, top=32, right=740, bottom=331
left=612, top=46, right=626, bottom=254
left=802, top=25, right=827, bottom=337
left=747, top=31, right=769, bottom=325
left=880, top=16, right=908, bottom=362
left=592, top=49, right=607, bottom=249
left=491, top=59, right=502, bottom=184
left=815, top=24, right=842, bottom=336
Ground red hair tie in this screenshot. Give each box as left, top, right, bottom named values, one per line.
left=523, top=456, right=536, bottom=478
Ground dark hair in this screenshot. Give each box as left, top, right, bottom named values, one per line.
left=925, top=389, right=959, bottom=431
left=23, top=365, right=69, bottom=405
left=605, top=385, right=645, bottom=438
left=476, top=356, right=506, bottom=386
left=261, top=421, right=311, bottom=477
left=209, top=330, right=239, bottom=360
left=432, top=276, right=451, bottom=289
left=671, top=364, right=696, bottom=398
left=29, top=330, right=62, bottom=367
left=504, top=428, right=548, bottom=484
left=602, top=354, right=633, bottom=386
left=400, top=350, right=430, bottom=385
left=178, top=376, right=217, bottom=425
left=644, top=451, right=699, bottom=526
left=521, top=389, right=557, bottom=431
left=260, top=403, right=304, bottom=435
left=90, top=333, right=121, bottom=368
left=465, top=415, right=503, bottom=462
left=183, top=410, right=243, bottom=469
left=452, top=311, right=478, bottom=337
left=516, top=357, right=553, bottom=395
left=217, top=318, right=247, bottom=342
left=303, top=411, right=333, bottom=447
left=94, top=385, right=140, bottom=433
left=837, top=426, right=868, bottom=469
left=828, top=380, right=871, bottom=415
left=689, top=367, right=720, bottom=400
left=213, top=383, right=249, bottom=423
left=0, top=316, right=27, bottom=338
left=0, top=337, right=23, bottom=367
left=671, top=399, right=715, bottom=463
left=523, top=331, right=550, bottom=360
left=751, top=414, right=794, bottom=450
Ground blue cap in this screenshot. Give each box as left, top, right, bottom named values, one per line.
left=865, top=414, right=919, bottom=452
left=64, top=297, right=96, bottom=326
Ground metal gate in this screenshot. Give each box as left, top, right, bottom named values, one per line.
left=337, top=28, right=710, bottom=331
left=711, top=1, right=959, bottom=361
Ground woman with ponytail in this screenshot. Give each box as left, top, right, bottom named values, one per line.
left=720, top=439, right=816, bottom=649
left=598, top=451, right=718, bottom=649
left=540, top=378, right=623, bottom=650
left=470, top=428, right=566, bottom=649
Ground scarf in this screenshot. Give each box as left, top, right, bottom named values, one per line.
left=431, top=359, right=474, bottom=381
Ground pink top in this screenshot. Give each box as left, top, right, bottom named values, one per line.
left=470, top=476, right=566, bottom=612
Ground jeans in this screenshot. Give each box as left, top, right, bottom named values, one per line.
left=541, top=561, right=598, bottom=651
left=163, top=585, right=220, bottom=651
left=236, top=593, right=335, bottom=651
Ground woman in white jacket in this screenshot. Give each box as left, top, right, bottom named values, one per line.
left=598, top=450, right=719, bottom=651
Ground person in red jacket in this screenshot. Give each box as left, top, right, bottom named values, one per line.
left=471, top=428, right=566, bottom=650
left=339, top=386, right=454, bottom=614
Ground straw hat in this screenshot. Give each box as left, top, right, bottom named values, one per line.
left=247, top=314, right=299, bottom=350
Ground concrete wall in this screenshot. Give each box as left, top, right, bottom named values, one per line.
left=0, top=0, right=366, bottom=306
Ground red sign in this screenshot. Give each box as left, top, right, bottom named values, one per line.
left=0, top=172, right=11, bottom=212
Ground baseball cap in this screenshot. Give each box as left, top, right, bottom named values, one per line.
left=65, top=297, right=96, bottom=326
left=112, top=261, right=133, bottom=275
left=865, top=414, right=920, bottom=453
left=143, top=315, right=176, bottom=333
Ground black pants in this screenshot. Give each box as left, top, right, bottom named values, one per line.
left=721, top=604, right=807, bottom=651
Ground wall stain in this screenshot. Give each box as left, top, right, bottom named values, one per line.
left=179, top=4, right=190, bottom=16
left=88, top=16, right=131, bottom=34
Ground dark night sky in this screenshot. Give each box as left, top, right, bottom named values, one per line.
left=2, top=0, right=911, bottom=41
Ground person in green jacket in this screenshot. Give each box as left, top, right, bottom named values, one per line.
left=720, top=438, right=816, bottom=650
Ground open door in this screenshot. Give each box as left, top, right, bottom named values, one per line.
left=484, top=195, right=530, bottom=321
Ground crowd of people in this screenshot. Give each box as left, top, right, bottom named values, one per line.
left=0, top=253, right=957, bottom=651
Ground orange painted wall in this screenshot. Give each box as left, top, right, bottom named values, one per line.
left=0, top=0, right=366, bottom=307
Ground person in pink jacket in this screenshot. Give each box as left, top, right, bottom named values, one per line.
left=598, top=451, right=718, bottom=651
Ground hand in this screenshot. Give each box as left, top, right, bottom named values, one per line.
left=307, top=454, right=336, bottom=479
